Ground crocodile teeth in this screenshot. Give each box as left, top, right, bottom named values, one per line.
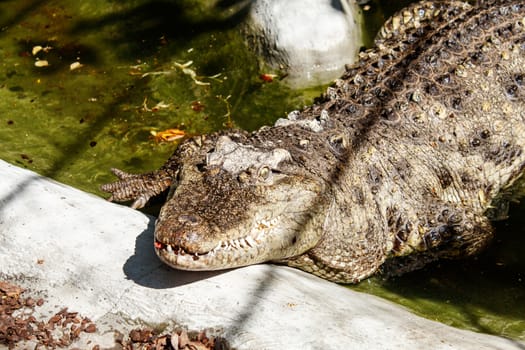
left=238, top=239, right=246, bottom=248
left=235, top=239, right=243, bottom=248
left=245, top=236, right=257, bottom=248
left=229, top=239, right=240, bottom=249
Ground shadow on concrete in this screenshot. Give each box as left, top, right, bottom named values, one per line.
left=122, top=215, right=229, bottom=288
left=0, top=174, right=40, bottom=211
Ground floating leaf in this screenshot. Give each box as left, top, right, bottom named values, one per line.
left=150, top=128, right=186, bottom=142
left=260, top=73, right=278, bottom=82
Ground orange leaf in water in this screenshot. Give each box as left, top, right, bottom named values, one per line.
left=259, top=73, right=278, bottom=82
left=150, top=129, right=186, bottom=142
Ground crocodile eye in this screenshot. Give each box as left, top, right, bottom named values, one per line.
left=196, top=163, right=207, bottom=172
left=258, top=166, right=271, bottom=180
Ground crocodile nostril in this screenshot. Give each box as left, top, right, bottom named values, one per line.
left=178, top=214, right=200, bottom=225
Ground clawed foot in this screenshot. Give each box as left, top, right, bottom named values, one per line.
left=100, top=168, right=173, bottom=209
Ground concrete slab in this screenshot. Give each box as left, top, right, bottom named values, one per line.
left=0, top=160, right=523, bottom=349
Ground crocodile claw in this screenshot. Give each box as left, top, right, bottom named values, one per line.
left=100, top=168, right=173, bottom=209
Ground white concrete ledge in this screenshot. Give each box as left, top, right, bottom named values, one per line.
left=0, top=160, right=522, bottom=349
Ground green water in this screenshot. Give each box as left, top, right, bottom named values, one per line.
left=0, top=0, right=319, bottom=193
left=0, top=0, right=523, bottom=341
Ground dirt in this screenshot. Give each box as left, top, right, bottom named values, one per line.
left=0, top=280, right=231, bottom=350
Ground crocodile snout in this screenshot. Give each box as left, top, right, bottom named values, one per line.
left=177, top=214, right=201, bottom=226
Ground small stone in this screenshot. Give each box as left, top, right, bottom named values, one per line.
left=84, top=323, right=97, bottom=333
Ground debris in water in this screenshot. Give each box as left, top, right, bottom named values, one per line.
left=260, top=73, right=278, bottom=82
left=70, top=61, right=83, bottom=70
left=34, top=59, right=49, bottom=67
left=150, top=128, right=186, bottom=142
left=141, top=97, right=171, bottom=112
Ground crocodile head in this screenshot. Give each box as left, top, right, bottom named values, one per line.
left=154, top=134, right=329, bottom=270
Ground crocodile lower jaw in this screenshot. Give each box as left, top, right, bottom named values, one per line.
left=154, top=236, right=267, bottom=271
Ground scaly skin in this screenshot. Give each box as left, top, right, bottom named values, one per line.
left=102, top=0, right=525, bottom=283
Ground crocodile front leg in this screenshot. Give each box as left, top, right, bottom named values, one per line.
left=100, top=168, right=173, bottom=209
left=101, top=132, right=233, bottom=209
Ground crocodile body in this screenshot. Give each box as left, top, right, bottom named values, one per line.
left=102, top=0, right=525, bottom=283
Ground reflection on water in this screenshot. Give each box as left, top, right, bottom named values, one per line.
left=0, top=0, right=523, bottom=340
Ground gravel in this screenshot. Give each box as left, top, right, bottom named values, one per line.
left=0, top=280, right=231, bottom=350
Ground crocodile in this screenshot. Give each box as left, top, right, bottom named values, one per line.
left=102, top=0, right=525, bottom=283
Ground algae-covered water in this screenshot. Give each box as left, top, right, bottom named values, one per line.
left=0, top=0, right=523, bottom=341
left=0, top=0, right=319, bottom=193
